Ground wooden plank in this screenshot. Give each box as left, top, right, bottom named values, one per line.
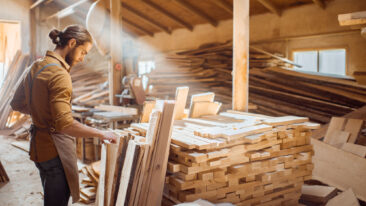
left=301, top=184, right=337, bottom=203
left=175, top=87, right=189, bottom=120
left=11, top=141, right=29, bottom=153
left=344, top=119, right=363, bottom=143
left=326, top=130, right=350, bottom=148
left=311, top=138, right=366, bottom=202
left=115, top=140, right=137, bottom=205
left=145, top=101, right=176, bottom=205
left=190, top=101, right=222, bottom=118
left=341, top=143, right=366, bottom=158
left=323, top=117, right=346, bottom=143
left=95, top=144, right=106, bottom=206
left=325, top=189, right=360, bottom=206
left=338, top=11, right=366, bottom=26
left=233, top=0, right=249, bottom=111
left=140, top=101, right=156, bottom=123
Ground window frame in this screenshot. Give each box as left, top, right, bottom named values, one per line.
left=290, top=47, right=348, bottom=76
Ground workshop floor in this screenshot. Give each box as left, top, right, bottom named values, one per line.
left=0, top=135, right=87, bottom=206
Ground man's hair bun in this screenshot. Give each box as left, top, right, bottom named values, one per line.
left=49, top=29, right=62, bottom=45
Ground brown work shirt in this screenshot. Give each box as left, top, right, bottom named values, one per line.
left=11, top=51, right=74, bottom=162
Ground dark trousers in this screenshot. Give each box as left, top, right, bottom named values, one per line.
left=35, top=156, right=70, bottom=206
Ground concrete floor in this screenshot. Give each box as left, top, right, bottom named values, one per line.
left=0, top=135, right=87, bottom=206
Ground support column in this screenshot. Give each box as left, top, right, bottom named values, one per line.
left=233, top=0, right=249, bottom=111
left=109, top=0, right=123, bottom=105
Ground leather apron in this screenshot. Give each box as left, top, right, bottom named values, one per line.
left=28, top=63, right=80, bottom=203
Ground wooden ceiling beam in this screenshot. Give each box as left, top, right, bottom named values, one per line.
left=140, top=0, right=193, bottom=31
left=30, top=0, right=49, bottom=9
left=43, top=0, right=89, bottom=21
left=257, top=0, right=281, bottom=17
left=312, top=0, right=326, bottom=9
left=212, top=0, right=233, bottom=15
left=122, top=18, right=154, bottom=37
left=121, top=2, right=171, bottom=34
left=173, top=0, right=218, bottom=27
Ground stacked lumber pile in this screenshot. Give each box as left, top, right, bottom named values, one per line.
left=146, top=41, right=366, bottom=124
left=0, top=160, right=9, bottom=184
left=80, top=161, right=101, bottom=203
left=70, top=55, right=109, bottom=107
left=147, top=41, right=293, bottom=109
left=0, top=51, right=30, bottom=129
left=94, top=100, right=176, bottom=206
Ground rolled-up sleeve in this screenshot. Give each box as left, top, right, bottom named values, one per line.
left=48, top=71, right=74, bottom=131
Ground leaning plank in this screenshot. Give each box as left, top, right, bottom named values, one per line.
left=174, top=87, right=189, bottom=120
left=341, top=143, right=366, bottom=158
left=140, top=101, right=156, bottom=123
left=145, top=101, right=176, bottom=205
left=115, top=140, right=137, bottom=205
left=190, top=101, right=222, bottom=118
left=325, top=188, right=360, bottom=206
left=311, top=138, right=366, bottom=202
left=323, top=117, right=346, bottom=143
left=344, top=119, right=363, bottom=143
left=326, top=130, right=350, bottom=148
left=95, top=143, right=106, bottom=206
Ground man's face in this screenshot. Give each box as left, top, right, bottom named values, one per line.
left=65, top=42, right=92, bottom=67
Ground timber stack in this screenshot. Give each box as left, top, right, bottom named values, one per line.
left=147, top=41, right=366, bottom=124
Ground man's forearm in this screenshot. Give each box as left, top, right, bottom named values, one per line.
left=60, top=120, right=103, bottom=139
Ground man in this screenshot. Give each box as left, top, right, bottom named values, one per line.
left=10, top=25, right=117, bottom=206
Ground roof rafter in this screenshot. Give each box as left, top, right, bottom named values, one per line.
left=121, top=2, right=171, bottom=34
left=312, top=0, right=326, bottom=9
left=122, top=17, right=154, bottom=37
left=212, top=0, right=233, bottom=15
left=43, top=0, right=89, bottom=21
left=173, top=0, right=218, bottom=27
left=257, top=0, right=281, bottom=17
left=140, top=0, right=193, bottom=31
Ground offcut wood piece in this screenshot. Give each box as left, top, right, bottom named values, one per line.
left=338, top=11, right=366, bottom=26
left=323, top=117, right=346, bottom=143
left=326, top=188, right=360, bottom=206
left=301, top=184, right=337, bottom=204
left=344, top=119, right=363, bottom=143
left=175, top=87, right=189, bottom=120
left=341, top=143, right=366, bottom=157
left=140, top=101, right=156, bottom=123
left=190, top=101, right=222, bottom=118
left=95, top=104, right=138, bottom=115
left=11, top=141, right=29, bottom=153
left=312, top=138, right=366, bottom=202
left=81, top=187, right=96, bottom=200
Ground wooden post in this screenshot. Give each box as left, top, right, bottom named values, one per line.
left=29, top=7, right=38, bottom=61
left=109, top=0, right=123, bottom=105
left=233, top=0, right=249, bottom=111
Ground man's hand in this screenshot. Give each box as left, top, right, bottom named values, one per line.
left=99, top=130, right=118, bottom=143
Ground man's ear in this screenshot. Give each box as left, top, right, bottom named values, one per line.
left=68, top=38, right=77, bottom=48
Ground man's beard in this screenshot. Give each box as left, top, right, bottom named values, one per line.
left=65, top=48, right=76, bottom=66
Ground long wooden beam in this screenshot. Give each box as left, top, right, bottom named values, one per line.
left=212, top=0, right=233, bottom=15
left=30, top=0, right=48, bottom=9
left=121, top=2, right=171, bottom=34
left=312, top=0, right=326, bottom=9
left=109, top=0, right=123, bottom=105
left=257, top=0, right=281, bottom=16
left=173, top=0, right=218, bottom=27
left=43, top=0, right=89, bottom=20
left=233, top=0, right=249, bottom=111
left=140, top=0, right=193, bottom=31
left=338, top=11, right=366, bottom=26
left=122, top=18, right=154, bottom=37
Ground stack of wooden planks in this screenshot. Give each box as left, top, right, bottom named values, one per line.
left=94, top=100, right=176, bottom=206
left=0, top=51, right=30, bottom=129
left=80, top=161, right=101, bottom=204
left=147, top=41, right=366, bottom=124
left=0, top=160, right=9, bottom=184
left=130, top=110, right=317, bottom=205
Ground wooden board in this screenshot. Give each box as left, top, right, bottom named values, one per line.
left=344, top=119, right=363, bottom=143
left=95, top=144, right=106, bottom=206
left=11, top=141, right=29, bottom=153
left=323, top=117, right=346, bottom=143
left=326, top=189, right=360, bottom=206
left=174, top=87, right=189, bottom=120
left=311, top=138, right=366, bottom=202
left=190, top=101, right=222, bottom=118
left=326, top=130, right=350, bottom=148
left=301, top=184, right=337, bottom=203
left=341, top=143, right=366, bottom=158
left=140, top=101, right=156, bottom=123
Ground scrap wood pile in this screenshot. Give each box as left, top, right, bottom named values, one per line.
left=0, top=51, right=30, bottom=130
left=147, top=41, right=293, bottom=109
left=0, top=160, right=9, bottom=184
left=146, top=41, right=366, bottom=124
left=70, top=54, right=109, bottom=107
left=79, top=161, right=101, bottom=203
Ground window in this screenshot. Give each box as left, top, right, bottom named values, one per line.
left=293, top=49, right=346, bottom=76
left=138, top=60, right=155, bottom=90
